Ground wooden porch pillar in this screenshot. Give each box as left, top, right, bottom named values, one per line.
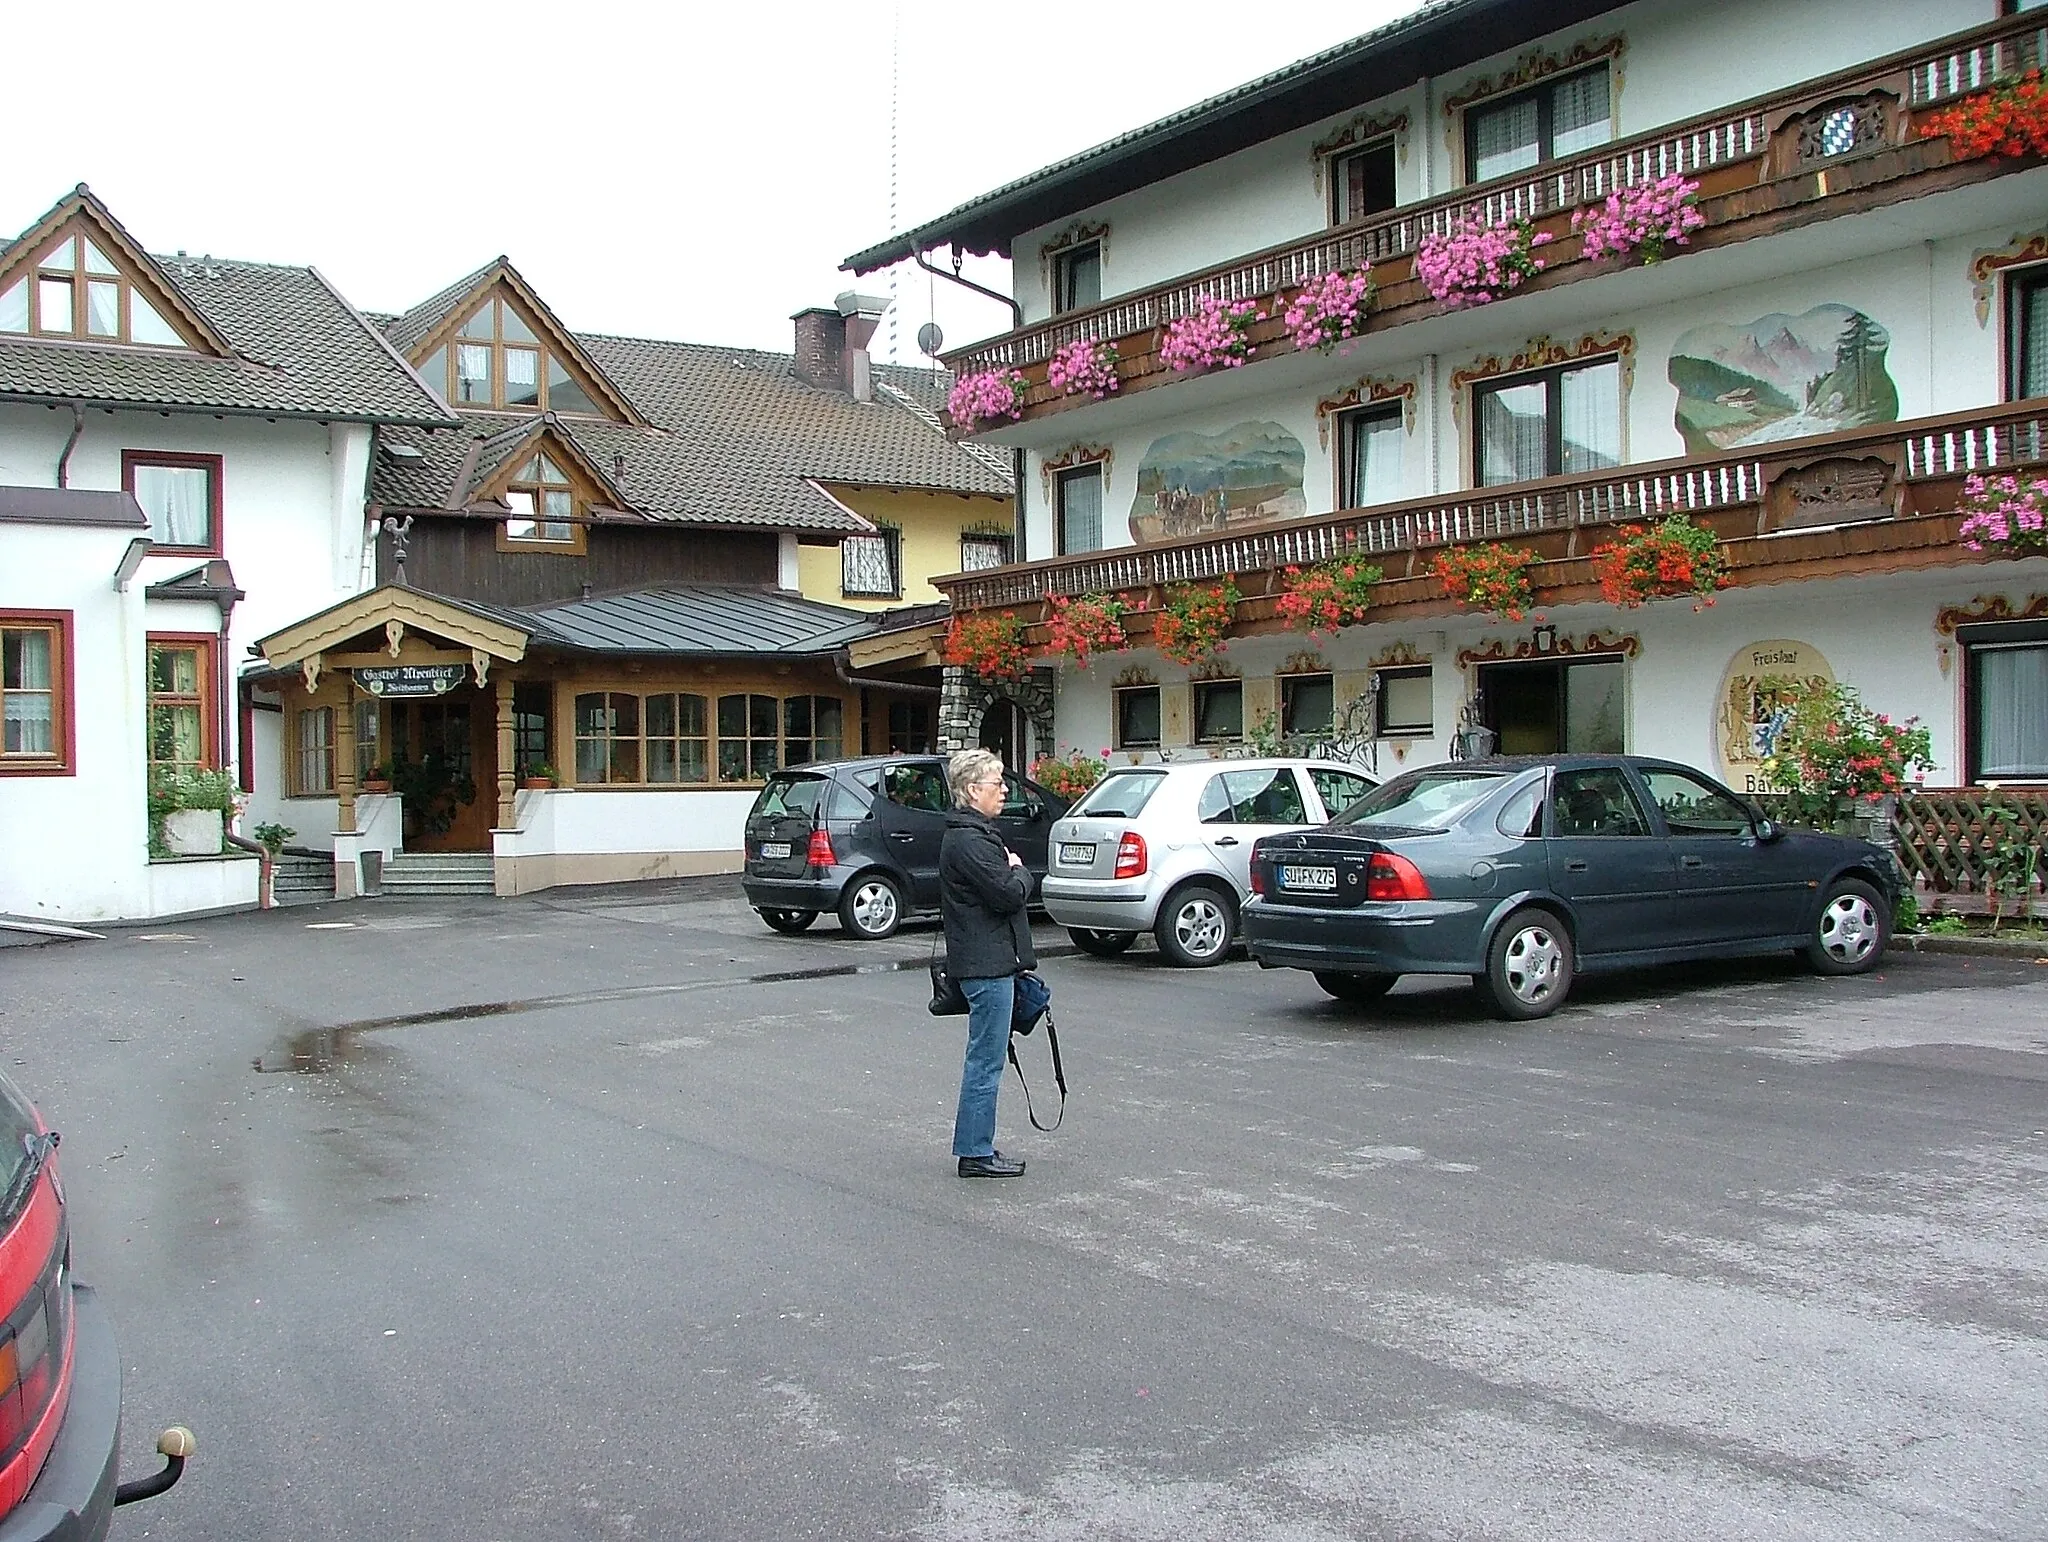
left=336, top=677, right=359, bottom=835
left=495, top=674, right=517, bottom=829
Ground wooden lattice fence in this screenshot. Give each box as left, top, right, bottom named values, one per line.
left=1754, top=789, right=2048, bottom=910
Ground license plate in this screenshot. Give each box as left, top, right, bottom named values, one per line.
left=759, top=841, right=791, bottom=859
left=1058, top=842, right=1096, bottom=866
left=1280, top=864, right=1337, bottom=893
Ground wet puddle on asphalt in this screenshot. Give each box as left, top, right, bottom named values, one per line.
left=252, top=954, right=938, bottom=1073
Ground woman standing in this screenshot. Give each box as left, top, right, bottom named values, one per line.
left=939, top=747, right=1034, bottom=1178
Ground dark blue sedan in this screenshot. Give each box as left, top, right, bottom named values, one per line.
left=1242, top=755, right=1901, bottom=1020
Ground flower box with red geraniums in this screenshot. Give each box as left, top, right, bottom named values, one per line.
left=1274, top=558, right=1383, bottom=639
left=946, top=368, right=1028, bottom=431
left=1282, top=269, right=1374, bottom=353
left=1046, top=338, right=1120, bottom=399
left=1028, top=747, right=1109, bottom=802
left=1957, top=472, right=2048, bottom=554
left=1043, top=591, right=1128, bottom=667
left=1413, top=216, right=1553, bottom=309
left=1158, top=294, right=1263, bottom=372
left=1151, top=579, right=1241, bottom=667
left=1570, top=174, right=1705, bottom=265
left=942, top=612, right=1030, bottom=682
left=1433, top=543, right=1538, bottom=621
left=1591, top=515, right=1730, bottom=609
left=1917, top=71, right=2048, bottom=160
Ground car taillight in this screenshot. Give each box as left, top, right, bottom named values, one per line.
left=1249, top=860, right=1266, bottom=898
left=1114, top=831, right=1147, bottom=879
left=0, top=1174, right=70, bottom=1486
left=806, top=830, right=835, bottom=868
left=1366, top=852, right=1431, bottom=901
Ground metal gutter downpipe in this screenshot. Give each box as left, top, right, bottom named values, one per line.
left=56, top=404, right=84, bottom=487
left=834, top=648, right=942, bottom=698
left=913, top=247, right=1029, bottom=559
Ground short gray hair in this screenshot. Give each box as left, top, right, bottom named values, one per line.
left=948, top=748, right=1005, bottom=808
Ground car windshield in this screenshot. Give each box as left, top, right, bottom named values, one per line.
left=1334, top=769, right=1506, bottom=830
left=1069, top=769, right=1167, bottom=819
left=1, top=1075, right=43, bottom=1229
left=750, top=774, right=827, bottom=820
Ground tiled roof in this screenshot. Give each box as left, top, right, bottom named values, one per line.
left=0, top=256, right=456, bottom=425
left=513, top=583, right=878, bottom=655
left=380, top=258, right=499, bottom=356
left=369, top=332, right=1009, bottom=533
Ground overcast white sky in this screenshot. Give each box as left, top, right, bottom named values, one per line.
left=4, top=0, right=1428, bottom=366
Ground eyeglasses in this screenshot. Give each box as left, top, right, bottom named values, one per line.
left=971, top=776, right=1004, bottom=788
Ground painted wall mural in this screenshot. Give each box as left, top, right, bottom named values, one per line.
left=1668, top=305, right=1899, bottom=454
left=1128, top=421, right=1306, bottom=544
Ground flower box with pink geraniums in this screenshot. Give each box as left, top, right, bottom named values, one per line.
left=1046, top=338, right=1121, bottom=399
left=1413, top=216, right=1553, bottom=309
left=1570, top=174, right=1705, bottom=265
left=1158, top=294, right=1263, bottom=373
left=1957, top=472, right=2048, bottom=555
left=945, top=368, right=1028, bottom=431
left=1283, top=268, right=1375, bottom=353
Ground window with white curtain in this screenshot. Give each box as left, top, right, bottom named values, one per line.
left=1056, top=464, right=1104, bottom=555
left=1967, top=628, right=2048, bottom=780
left=1338, top=404, right=1404, bottom=508
left=960, top=531, right=1013, bottom=570
left=841, top=529, right=901, bottom=596
left=1474, top=358, right=1621, bottom=486
left=1465, top=66, right=1612, bottom=184
left=126, top=455, right=217, bottom=549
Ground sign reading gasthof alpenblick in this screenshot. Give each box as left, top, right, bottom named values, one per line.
left=1715, top=639, right=1834, bottom=794
left=354, top=664, right=467, bottom=698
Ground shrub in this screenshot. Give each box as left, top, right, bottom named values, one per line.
left=1029, top=747, right=1109, bottom=801
left=1755, top=678, right=1936, bottom=806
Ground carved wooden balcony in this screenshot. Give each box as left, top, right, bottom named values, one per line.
left=933, top=399, right=2048, bottom=634
left=943, top=12, right=2048, bottom=419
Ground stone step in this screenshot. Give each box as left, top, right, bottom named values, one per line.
left=272, top=856, right=335, bottom=900
left=381, top=853, right=494, bottom=897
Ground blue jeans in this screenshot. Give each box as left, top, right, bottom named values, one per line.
left=952, top=975, right=1015, bottom=1157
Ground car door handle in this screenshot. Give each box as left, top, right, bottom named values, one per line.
left=1566, top=859, right=1588, bottom=872
left=1680, top=856, right=1706, bottom=869
left=890, top=832, right=916, bottom=843
left=1214, top=836, right=1240, bottom=846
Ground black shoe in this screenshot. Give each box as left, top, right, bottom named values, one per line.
left=957, top=1151, right=1025, bottom=1178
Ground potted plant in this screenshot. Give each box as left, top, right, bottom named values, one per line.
left=522, top=762, right=559, bottom=790
left=252, top=821, right=295, bottom=857
left=1028, top=747, right=1109, bottom=802
left=1755, top=678, right=1936, bottom=835
left=941, top=612, right=1031, bottom=682
left=1433, top=543, right=1538, bottom=621
left=361, top=763, right=393, bottom=794
left=1151, top=579, right=1240, bottom=667
left=1414, top=215, right=1553, bottom=308
left=1275, top=558, right=1383, bottom=638
left=1282, top=268, right=1375, bottom=352
left=1045, top=338, right=1120, bottom=399
left=150, top=768, right=235, bottom=856
left=1917, top=70, right=2048, bottom=161
left=945, top=368, right=1029, bottom=431
left=1570, top=174, right=1705, bottom=265
left=1158, top=293, right=1263, bottom=373
left=1043, top=591, right=1129, bottom=667
left=1956, top=472, right=2048, bottom=554
left=1590, top=515, right=1730, bottom=608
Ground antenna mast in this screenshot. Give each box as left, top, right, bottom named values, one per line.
left=887, top=3, right=901, bottom=365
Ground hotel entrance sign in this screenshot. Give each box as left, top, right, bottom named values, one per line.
left=355, top=664, right=467, bottom=698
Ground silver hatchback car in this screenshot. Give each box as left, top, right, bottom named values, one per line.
left=1042, top=758, right=1377, bottom=966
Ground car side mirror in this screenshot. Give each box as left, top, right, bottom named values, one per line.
left=1753, top=818, right=1781, bottom=844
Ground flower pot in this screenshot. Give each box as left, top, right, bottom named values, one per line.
left=162, top=809, right=224, bottom=856
left=362, top=779, right=391, bottom=795
left=521, top=778, right=555, bottom=791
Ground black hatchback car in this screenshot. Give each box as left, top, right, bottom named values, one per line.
left=741, top=756, right=1069, bottom=939
left=1243, top=755, right=1902, bottom=1019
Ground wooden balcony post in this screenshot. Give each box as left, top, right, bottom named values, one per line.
left=495, top=674, right=516, bottom=829
left=336, top=676, right=358, bottom=836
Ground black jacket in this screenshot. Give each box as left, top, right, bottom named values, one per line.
left=940, top=807, right=1036, bottom=980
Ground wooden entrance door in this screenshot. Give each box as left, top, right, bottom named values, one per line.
left=393, top=690, right=495, bottom=851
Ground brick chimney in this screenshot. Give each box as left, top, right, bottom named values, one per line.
left=790, top=307, right=844, bottom=392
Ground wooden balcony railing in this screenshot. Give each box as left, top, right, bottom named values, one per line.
left=934, top=400, right=2048, bottom=615
left=944, top=11, right=2048, bottom=387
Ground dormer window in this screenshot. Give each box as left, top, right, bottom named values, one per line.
left=0, top=232, right=183, bottom=345
left=418, top=296, right=603, bottom=415
left=503, top=452, right=580, bottom=548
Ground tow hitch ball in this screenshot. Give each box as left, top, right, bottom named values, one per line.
left=114, top=1427, right=196, bottom=1506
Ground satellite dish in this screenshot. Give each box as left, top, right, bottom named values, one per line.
left=916, top=321, right=944, bottom=357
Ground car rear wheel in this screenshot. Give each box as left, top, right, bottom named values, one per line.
left=837, top=874, right=903, bottom=940
left=757, top=908, right=817, bottom=934
left=1313, top=971, right=1396, bottom=1003
left=1484, top=908, right=1574, bottom=1020
left=1154, top=884, right=1234, bottom=968
left=1804, top=878, right=1888, bottom=974
left=1068, top=927, right=1139, bottom=957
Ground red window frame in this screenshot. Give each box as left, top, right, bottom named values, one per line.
left=0, top=610, right=75, bottom=777
left=145, top=632, right=222, bottom=777
left=122, top=449, right=224, bottom=556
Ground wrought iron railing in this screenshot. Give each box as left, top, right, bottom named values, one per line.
left=944, top=12, right=2048, bottom=379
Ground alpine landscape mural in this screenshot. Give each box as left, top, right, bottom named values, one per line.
left=1668, top=304, right=1899, bottom=454
left=1128, top=421, right=1307, bottom=544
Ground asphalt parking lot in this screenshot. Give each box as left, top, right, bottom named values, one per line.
left=5, top=879, right=2046, bottom=1540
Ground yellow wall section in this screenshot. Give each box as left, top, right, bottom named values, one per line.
left=796, top=486, right=1012, bottom=611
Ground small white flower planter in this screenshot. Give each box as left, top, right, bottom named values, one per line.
left=162, top=809, right=224, bottom=856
